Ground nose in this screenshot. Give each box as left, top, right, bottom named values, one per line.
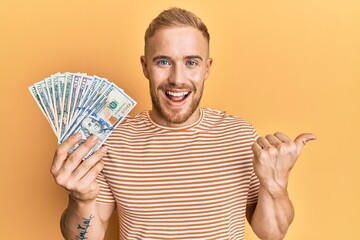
left=168, top=63, right=185, bottom=86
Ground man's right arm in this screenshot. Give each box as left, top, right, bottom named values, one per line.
left=51, top=133, right=114, bottom=239
left=60, top=198, right=114, bottom=239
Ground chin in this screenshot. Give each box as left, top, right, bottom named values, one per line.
left=163, top=105, right=198, bottom=124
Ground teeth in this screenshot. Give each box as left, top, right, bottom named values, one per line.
left=166, top=91, right=189, bottom=97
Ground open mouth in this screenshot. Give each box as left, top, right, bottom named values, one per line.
left=165, top=90, right=190, bottom=102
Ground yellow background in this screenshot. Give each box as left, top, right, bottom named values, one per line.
left=1, top=0, right=359, bottom=239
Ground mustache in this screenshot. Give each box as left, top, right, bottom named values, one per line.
left=159, top=83, right=195, bottom=91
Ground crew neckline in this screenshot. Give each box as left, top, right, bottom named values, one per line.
left=146, top=108, right=204, bottom=130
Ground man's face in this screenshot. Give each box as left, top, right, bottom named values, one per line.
left=141, top=26, right=212, bottom=126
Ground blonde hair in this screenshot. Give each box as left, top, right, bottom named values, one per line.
left=144, top=7, right=210, bottom=54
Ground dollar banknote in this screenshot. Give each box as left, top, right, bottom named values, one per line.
left=51, top=73, right=65, bottom=135
left=59, top=72, right=74, bottom=137
left=29, top=85, right=56, bottom=134
left=63, top=83, right=136, bottom=157
left=68, top=77, right=111, bottom=129
left=29, top=72, right=136, bottom=157
left=34, top=80, right=58, bottom=134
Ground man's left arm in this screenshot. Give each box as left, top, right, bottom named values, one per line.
left=247, top=132, right=316, bottom=240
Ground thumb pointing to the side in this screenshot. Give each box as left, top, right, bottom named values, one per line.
left=294, top=133, right=317, bottom=154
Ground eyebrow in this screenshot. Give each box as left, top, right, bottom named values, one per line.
left=152, top=55, right=171, bottom=62
left=152, top=55, right=203, bottom=62
left=184, top=55, right=203, bottom=61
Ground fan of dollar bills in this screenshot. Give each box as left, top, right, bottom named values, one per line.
left=29, top=72, right=136, bottom=155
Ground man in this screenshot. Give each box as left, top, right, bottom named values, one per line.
left=51, top=8, right=316, bottom=239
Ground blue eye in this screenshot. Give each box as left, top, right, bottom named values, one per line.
left=158, top=60, right=170, bottom=65
left=186, top=60, right=197, bottom=66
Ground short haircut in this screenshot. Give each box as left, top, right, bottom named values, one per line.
left=144, top=7, right=210, bottom=55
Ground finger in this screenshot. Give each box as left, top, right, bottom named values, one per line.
left=61, top=135, right=99, bottom=174
left=294, top=133, right=317, bottom=153
left=252, top=141, right=263, bottom=155
left=71, top=146, right=108, bottom=182
left=256, top=136, right=272, bottom=149
left=274, top=132, right=291, bottom=142
left=51, top=132, right=82, bottom=174
left=77, top=159, right=104, bottom=189
left=265, top=134, right=282, bottom=147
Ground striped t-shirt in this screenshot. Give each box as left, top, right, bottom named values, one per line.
left=96, top=108, right=260, bottom=239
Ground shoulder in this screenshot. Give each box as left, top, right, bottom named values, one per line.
left=109, top=111, right=157, bottom=136
left=201, top=107, right=258, bottom=144
left=119, top=111, right=149, bottom=126
left=201, top=108, right=258, bottom=140
left=104, top=111, right=151, bottom=145
left=202, top=107, right=255, bottom=129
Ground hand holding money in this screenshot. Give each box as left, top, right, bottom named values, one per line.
left=29, top=72, right=136, bottom=157
left=50, top=133, right=106, bottom=202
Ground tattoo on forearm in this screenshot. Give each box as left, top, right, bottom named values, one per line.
left=76, top=214, right=94, bottom=240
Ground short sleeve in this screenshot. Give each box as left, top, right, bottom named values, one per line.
left=247, top=124, right=260, bottom=204
left=247, top=170, right=260, bottom=204
left=96, top=171, right=116, bottom=204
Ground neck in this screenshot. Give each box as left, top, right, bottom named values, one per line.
left=149, top=107, right=201, bottom=128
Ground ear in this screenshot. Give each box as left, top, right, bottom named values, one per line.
left=140, top=56, right=150, bottom=80
left=204, top=57, right=213, bottom=81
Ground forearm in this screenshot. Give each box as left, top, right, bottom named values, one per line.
left=250, top=185, right=294, bottom=240
left=61, top=195, right=106, bottom=240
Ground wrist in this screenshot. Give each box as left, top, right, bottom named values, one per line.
left=259, top=181, right=289, bottom=199
left=68, top=193, right=97, bottom=207
left=66, top=194, right=98, bottom=224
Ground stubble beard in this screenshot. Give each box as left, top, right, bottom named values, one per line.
left=150, top=82, right=204, bottom=124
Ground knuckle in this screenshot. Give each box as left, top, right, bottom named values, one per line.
left=54, top=175, right=65, bottom=186
left=80, top=140, right=92, bottom=149
left=55, top=146, right=67, bottom=157
left=66, top=153, right=81, bottom=165
left=76, top=142, right=96, bottom=155
left=267, top=147, right=278, bottom=156
left=278, top=144, right=288, bottom=153
left=50, top=166, right=56, bottom=176
left=95, top=153, right=106, bottom=162
left=65, top=182, right=74, bottom=191
left=289, top=142, right=297, bottom=151
left=61, top=162, right=71, bottom=173
left=82, top=159, right=98, bottom=170
left=73, top=184, right=84, bottom=193
left=77, top=161, right=89, bottom=171
left=86, top=150, right=105, bottom=164
left=89, top=182, right=99, bottom=192
left=91, top=162, right=104, bottom=177
left=71, top=169, right=81, bottom=179
left=91, top=162, right=103, bottom=176
left=96, top=161, right=104, bottom=171
left=257, top=151, right=268, bottom=160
